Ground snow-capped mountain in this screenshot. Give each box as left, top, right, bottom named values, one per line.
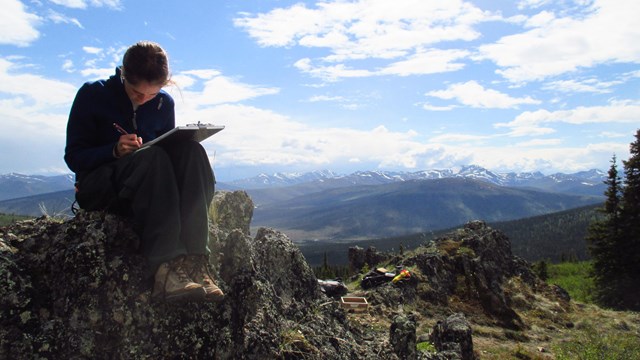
left=229, top=170, right=341, bottom=188
left=228, top=165, right=606, bottom=196
left=0, top=173, right=75, bottom=201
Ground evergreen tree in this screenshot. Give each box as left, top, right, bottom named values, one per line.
left=532, top=260, right=549, bottom=281
left=587, top=155, right=623, bottom=307
left=588, top=130, right=640, bottom=310
left=619, top=129, right=640, bottom=309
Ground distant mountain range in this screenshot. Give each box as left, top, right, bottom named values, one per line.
left=0, top=166, right=606, bottom=239
left=230, top=165, right=607, bottom=196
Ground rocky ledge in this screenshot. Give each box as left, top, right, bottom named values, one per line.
left=1, top=191, right=567, bottom=359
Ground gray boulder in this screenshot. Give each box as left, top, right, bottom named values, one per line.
left=429, top=313, right=474, bottom=360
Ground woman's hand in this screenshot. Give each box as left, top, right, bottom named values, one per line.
left=115, top=134, right=143, bottom=157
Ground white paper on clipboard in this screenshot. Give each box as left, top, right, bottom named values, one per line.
left=141, top=124, right=225, bottom=148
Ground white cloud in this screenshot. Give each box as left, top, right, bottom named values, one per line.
left=477, top=1, right=640, bottom=82
left=305, top=95, right=363, bottom=110
left=517, top=0, right=552, bottom=10
left=178, top=102, right=428, bottom=170
left=235, top=0, right=496, bottom=79
left=496, top=100, right=640, bottom=134
left=82, top=46, right=103, bottom=55
left=307, top=95, right=345, bottom=102
left=49, top=0, right=89, bottom=9
left=295, top=47, right=471, bottom=80
left=49, top=0, right=122, bottom=9
left=379, top=48, right=469, bottom=76
left=543, top=78, right=621, bottom=93
left=168, top=71, right=279, bottom=111
left=463, top=142, right=628, bottom=173
left=0, top=58, right=77, bottom=174
left=76, top=46, right=125, bottom=78
left=524, top=10, right=555, bottom=27
left=0, top=0, right=41, bottom=46
left=0, top=57, right=78, bottom=108
left=47, top=9, right=83, bottom=28
left=62, top=59, right=74, bottom=72
left=422, top=103, right=456, bottom=111
left=294, top=58, right=373, bottom=81
left=599, top=131, right=627, bottom=139
left=515, top=138, right=562, bottom=147
left=179, top=69, right=221, bottom=80
left=80, top=67, right=113, bottom=80
left=429, top=133, right=494, bottom=143
left=426, top=81, right=541, bottom=109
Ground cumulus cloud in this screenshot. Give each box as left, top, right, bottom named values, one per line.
left=235, top=0, right=495, bottom=80
left=495, top=100, right=640, bottom=135
left=0, top=0, right=41, bottom=46
left=0, top=57, right=78, bottom=108
left=426, top=81, right=541, bottom=109
left=0, top=57, right=78, bottom=174
left=172, top=72, right=279, bottom=108
left=477, top=1, right=640, bottom=82
left=179, top=101, right=430, bottom=171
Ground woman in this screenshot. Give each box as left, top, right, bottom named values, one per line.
left=64, top=41, right=223, bottom=303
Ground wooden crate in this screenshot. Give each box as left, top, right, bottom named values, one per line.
left=340, top=296, right=368, bottom=312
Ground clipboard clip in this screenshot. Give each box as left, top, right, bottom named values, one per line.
left=187, top=121, right=214, bottom=127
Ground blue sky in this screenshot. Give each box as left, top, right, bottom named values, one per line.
left=1, top=0, right=639, bottom=181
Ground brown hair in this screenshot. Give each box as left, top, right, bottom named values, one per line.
left=122, top=41, right=171, bottom=86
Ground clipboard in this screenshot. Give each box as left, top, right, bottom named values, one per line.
left=141, top=123, right=225, bottom=148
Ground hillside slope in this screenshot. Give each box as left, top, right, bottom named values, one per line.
left=0, top=190, right=76, bottom=218
left=299, top=204, right=601, bottom=267
left=0, top=174, right=74, bottom=201
left=253, top=178, right=602, bottom=241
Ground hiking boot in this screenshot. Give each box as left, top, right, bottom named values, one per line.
left=152, top=256, right=206, bottom=302
left=186, top=255, right=224, bottom=301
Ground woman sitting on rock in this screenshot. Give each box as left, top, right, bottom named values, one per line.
left=64, top=41, right=223, bottom=303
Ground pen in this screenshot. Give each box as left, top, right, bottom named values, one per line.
left=113, top=123, right=128, bottom=135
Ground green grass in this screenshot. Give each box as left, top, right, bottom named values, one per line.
left=547, top=261, right=595, bottom=304
left=0, top=213, right=33, bottom=227
left=553, top=322, right=640, bottom=360
left=416, top=341, right=436, bottom=354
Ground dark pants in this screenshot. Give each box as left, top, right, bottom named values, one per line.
left=76, top=141, right=215, bottom=273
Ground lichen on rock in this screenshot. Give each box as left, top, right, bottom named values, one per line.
left=0, top=191, right=400, bottom=359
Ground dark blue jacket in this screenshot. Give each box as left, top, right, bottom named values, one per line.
left=64, top=67, right=175, bottom=178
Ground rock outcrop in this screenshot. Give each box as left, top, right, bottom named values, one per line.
left=1, top=191, right=392, bottom=359
left=405, top=220, right=537, bottom=329
left=1, top=192, right=559, bottom=359
left=348, top=245, right=391, bottom=271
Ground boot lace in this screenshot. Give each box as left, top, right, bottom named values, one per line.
left=169, top=256, right=194, bottom=283
left=189, top=255, right=214, bottom=283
